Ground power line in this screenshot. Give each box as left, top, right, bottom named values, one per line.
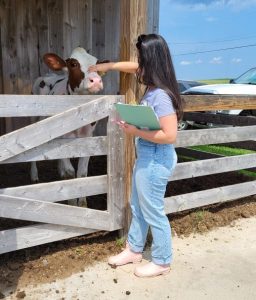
left=173, top=43, right=256, bottom=56
left=171, top=34, right=256, bottom=45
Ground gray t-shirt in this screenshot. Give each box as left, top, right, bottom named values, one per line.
left=140, top=88, right=176, bottom=119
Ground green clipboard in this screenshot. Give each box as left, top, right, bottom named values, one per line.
left=114, top=103, right=161, bottom=130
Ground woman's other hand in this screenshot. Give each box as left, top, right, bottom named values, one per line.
left=118, top=122, right=138, bottom=135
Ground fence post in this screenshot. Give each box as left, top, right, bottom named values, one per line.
left=119, top=0, right=147, bottom=234
left=107, top=96, right=126, bottom=233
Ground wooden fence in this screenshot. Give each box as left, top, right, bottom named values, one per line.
left=0, top=94, right=256, bottom=254
left=0, top=95, right=125, bottom=254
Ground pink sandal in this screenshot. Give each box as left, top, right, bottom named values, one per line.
left=108, top=243, right=142, bottom=267
left=134, top=262, right=170, bottom=278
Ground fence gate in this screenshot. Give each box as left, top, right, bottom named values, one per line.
left=0, top=95, right=125, bottom=254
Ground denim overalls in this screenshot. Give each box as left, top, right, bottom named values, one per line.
left=127, top=137, right=177, bottom=265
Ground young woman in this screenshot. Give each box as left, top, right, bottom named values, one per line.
left=89, top=34, right=183, bottom=278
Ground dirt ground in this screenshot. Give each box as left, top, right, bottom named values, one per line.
left=3, top=216, right=256, bottom=300
left=0, top=141, right=255, bottom=295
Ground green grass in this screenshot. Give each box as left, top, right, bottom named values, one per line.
left=193, top=210, right=205, bottom=222
left=190, top=145, right=255, bottom=156
left=115, top=237, right=125, bottom=247
left=178, top=155, right=197, bottom=162
left=239, top=170, right=256, bottom=178
left=197, top=78, right=230, bottom=84
left=181, top=144, right=256, bottom=178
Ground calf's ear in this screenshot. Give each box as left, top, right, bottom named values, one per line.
left=43, top=53, right=67, bottom=71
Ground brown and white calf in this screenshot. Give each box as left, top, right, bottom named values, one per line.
left=31, top=47, right=105, bottom=205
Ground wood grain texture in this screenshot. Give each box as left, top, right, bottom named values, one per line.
left=0, top=223, right=98, bottom=254
left=164, top=181, right=256, bottom=214
left=0, top=96, right=114, bottom=161
left=0, top=194, right=110, bottom=230
left=183, top=95, right=256, bottom=112
left=120, top=0, right=147, bottom=234
left=0, top=175, right=108, bottom=202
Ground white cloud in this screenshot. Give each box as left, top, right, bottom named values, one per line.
left=205, top=16, right=217, bottom=22
left=225, top=0, right=256, bottom=11
left=210, top=57, right=222, bottom=64
left=231, top=58, right=242, bottom=63
left=180, top=60, right=192, bottom=65
left=180, top=59, right=203, bottom=65
left=169, top=0, right=256, bottom=11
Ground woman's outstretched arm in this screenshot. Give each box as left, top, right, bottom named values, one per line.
left=89, top=61, right=138, bottom=74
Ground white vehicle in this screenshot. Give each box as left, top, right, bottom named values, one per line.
left=180, top=67, right=256, bottom=129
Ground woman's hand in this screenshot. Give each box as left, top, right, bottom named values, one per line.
left=118, top=122, right=138, bottom=135
left=88, top=63, right=113, bottom=73
left=89, top=61, right=138, bottom=74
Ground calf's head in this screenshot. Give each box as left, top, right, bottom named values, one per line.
left=43, top=47, right=104, bottom=94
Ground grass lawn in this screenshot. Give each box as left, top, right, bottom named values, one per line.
left=184, top=144, right=256, bottom=178
left=190, top=145, right=255, bottom=156
left=197, top=78, right=230, bottom=84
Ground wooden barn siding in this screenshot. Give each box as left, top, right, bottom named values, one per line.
left=0, top=0, right=159, bottom=134
left=147, top=0, right=159, bottom=33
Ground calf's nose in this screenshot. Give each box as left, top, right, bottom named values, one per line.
left=89, top=76, right=102, bottom=85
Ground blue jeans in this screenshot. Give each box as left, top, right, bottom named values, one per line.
left=127, top=138, right=177, bottom=265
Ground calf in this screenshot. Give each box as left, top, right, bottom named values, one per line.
left=31, top=47, right=105, bottom=206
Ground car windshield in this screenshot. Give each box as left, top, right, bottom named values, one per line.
left=233, top=68, right=256, bottom=84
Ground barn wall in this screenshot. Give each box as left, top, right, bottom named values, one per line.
left=0, top=0, right=121, bottom=95
left=0, top=0, right=159, bottom=133
left=0, top=0, right=159, bottom=94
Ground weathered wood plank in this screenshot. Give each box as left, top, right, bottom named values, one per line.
left=183, top=95, right=256, bottom=112
left=92, top=0, right=105, bottom=62
left=0, top=195, right=110, bottom=230
left=176, top=148, right=256, bottom=172
left=0, top=11, right=3, bottom=94
left=35, top=0, right=50, bottom=76
left=183, top=112, right=256, bottom=126
left=83, top=0, right=93, bottom=54
left=20, top=0, right=39, bottom=93
left=147, top=0, right=159, bottom=33
left=1, top=95, right=256, bottom=117
left=176, top=126, right=256, bottom=147
left=0, top=95, right=119, bottom=117
left=0, top=223, right=98, bottom=255
left=171, top=154, right=256, bottom=181
left=0, top=96, right=115, bottom=162
left=165, top=181, right=256, bottom=214
left=120, top=0, right=147, bottom=234
left=176, top=147, right=222, bottom=160
left=0, top=175, right=107, bottom=202
left=1, top=1, right=21, bottom=94
left=107, top=104, right=125, bottom=230
left=103, top=0, right=120, bottom=95
left=48, top=0, right=64, bottom=56
left=1, top=136, right=107, bottom=164
left=63, top=0, right=80, bottom=58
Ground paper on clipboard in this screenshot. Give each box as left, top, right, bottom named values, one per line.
left=114, top=103, right=161, bottom=130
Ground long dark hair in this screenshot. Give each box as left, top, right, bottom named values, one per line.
left=136, top=34, right=183, bottom=121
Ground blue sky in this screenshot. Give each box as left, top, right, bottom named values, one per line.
left=159, top=0, right=256, bottom=80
